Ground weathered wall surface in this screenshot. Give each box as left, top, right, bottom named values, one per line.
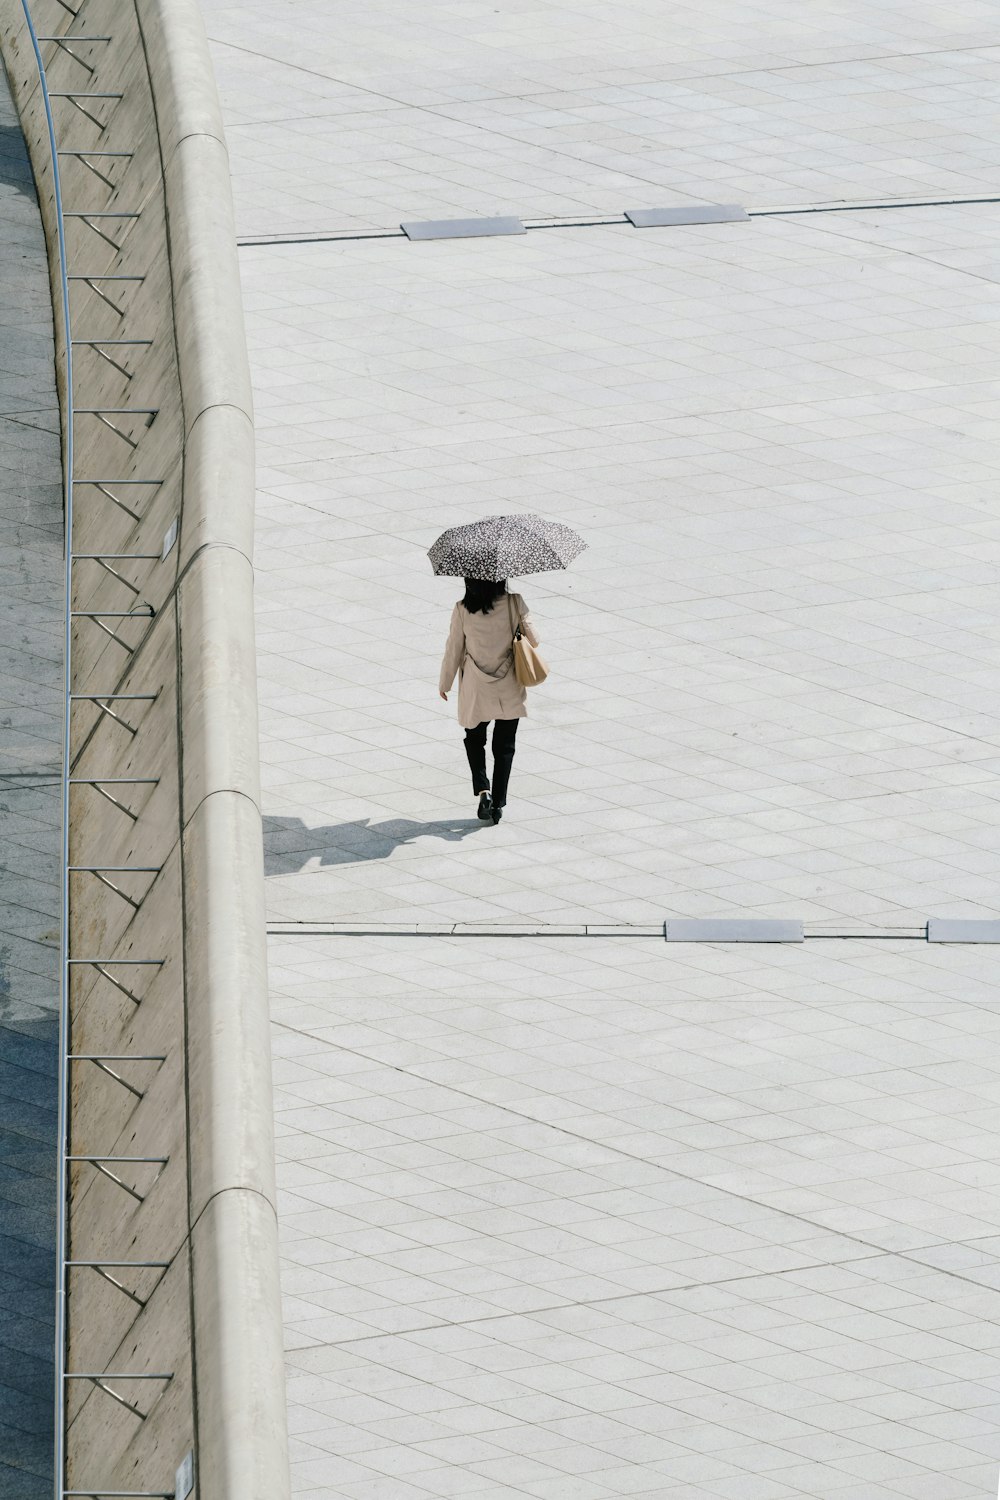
left=0, top=1, right=289, bottom=1494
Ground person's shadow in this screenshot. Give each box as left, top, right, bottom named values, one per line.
left=262, top=813, right=484, bottom=876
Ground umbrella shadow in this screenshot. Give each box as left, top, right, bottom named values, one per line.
left=262, top=813, right=484, bottom=876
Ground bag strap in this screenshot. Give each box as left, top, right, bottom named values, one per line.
left=507, top=592, right=522, bottom=642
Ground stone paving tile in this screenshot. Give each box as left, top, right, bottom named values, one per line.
left=0, top=63, right=61, bottom=1500
left=243, top=206, right=1000, bottom=926
left=201, top=0, right=1000, bottom=236
left=271, top=935, right=1000, bottom=1497
left=206, top=0, right=1000, bottom=1492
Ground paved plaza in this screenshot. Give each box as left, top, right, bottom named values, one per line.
left=268, top=935, right=1000, bottom=1499
left=200, top=1, right=1000, bottom=1493
left=250, top=208, right=1000, bottom=932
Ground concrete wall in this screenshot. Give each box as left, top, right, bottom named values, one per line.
left=0, top=2, right=289, bottom=1495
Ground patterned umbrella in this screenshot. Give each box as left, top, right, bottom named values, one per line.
left=428, top=513, right=587, bottom=581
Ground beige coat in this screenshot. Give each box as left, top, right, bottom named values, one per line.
left=439, top=592, right=540, bottom=729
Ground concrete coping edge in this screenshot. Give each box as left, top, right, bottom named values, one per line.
left=134, top=2, right=290, bottom=1496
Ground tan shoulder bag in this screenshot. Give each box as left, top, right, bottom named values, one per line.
left=508, top=595, right=548, bottom=687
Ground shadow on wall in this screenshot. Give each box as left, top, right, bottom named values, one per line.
left=0, top=1004, right=58, bottom=1497
left=0, top=122, right=36, bottom=196
left=262, top=814, right=485, bottom=876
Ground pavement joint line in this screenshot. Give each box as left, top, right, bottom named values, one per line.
left=281, top=1247, right=958, bottom=1346
left=236, top=190, right=1000, bottom=249
left=266, top=921, right=957, bottom=941
left=271, top=1013, right=1000, bottom=1303
left=754, top=191, right=1000, bottom=216
left=267, top=922, right=665, bottom=937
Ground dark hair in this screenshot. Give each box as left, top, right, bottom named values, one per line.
left=462, top=578, right=507, bottom=615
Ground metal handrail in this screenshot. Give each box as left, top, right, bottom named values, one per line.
left=19, top=4, right=74, bottom=1495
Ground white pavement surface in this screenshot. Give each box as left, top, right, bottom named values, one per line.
left=269, top=936, right=1000, bottom=1500
left=247, top=209, right=1000, bottom=930
left=200, top=0, right=1000, bottom=1493
left=207, top=0, right=1000, bottom=235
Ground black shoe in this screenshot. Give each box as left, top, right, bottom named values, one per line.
left=477, top=792, right=493, bottom=821
left=491, top=805, right=503, bottom=824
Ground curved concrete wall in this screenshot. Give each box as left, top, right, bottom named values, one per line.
left=0, top=1, right=289, bottom=1495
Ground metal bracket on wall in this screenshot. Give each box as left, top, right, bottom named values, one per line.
left=67, top=865, right=161, bottom=910
left=69, top=777, right=159, bottom=821
left=66, top=1157, right=169, bottom=1205
left=72, top=408, right=157, bottom=448
left=47, top=90, right=122, bottom=130
left=74, top=479, right=163, bottom=523
left=72, top=552, right=160, bottom=608
left=69, top=692, right=157, bottom=735
left=65, top=211, right=140, bottom=253
left=71, top=339, right=152, bottom=381
left=36, top=34, right=110, bottom=73
left=70, top=605, right=154, bottom=655
left=68, top=1055, right=165, bottom=1102
left=68, top=274, right=144, bottom=318
left=64, top=1372, right=173, bottom=1420
left=58, top=149, right=134, bottom=193
left=67, top=1261, right=170, bottom=1311
left=66, top=1261, right=170, bottom=1347
left=65, top=1491, right=174, bottom=1498
left=66, top=957, right=165, bottom=1007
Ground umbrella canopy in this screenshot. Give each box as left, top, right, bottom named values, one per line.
left=429, top=513, right=586, bottom=581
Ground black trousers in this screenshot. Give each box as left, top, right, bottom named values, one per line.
left=464, top=718, right=519, bottom=808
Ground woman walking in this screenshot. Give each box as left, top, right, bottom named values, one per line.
left=439, top=579, right=539, bottom=825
